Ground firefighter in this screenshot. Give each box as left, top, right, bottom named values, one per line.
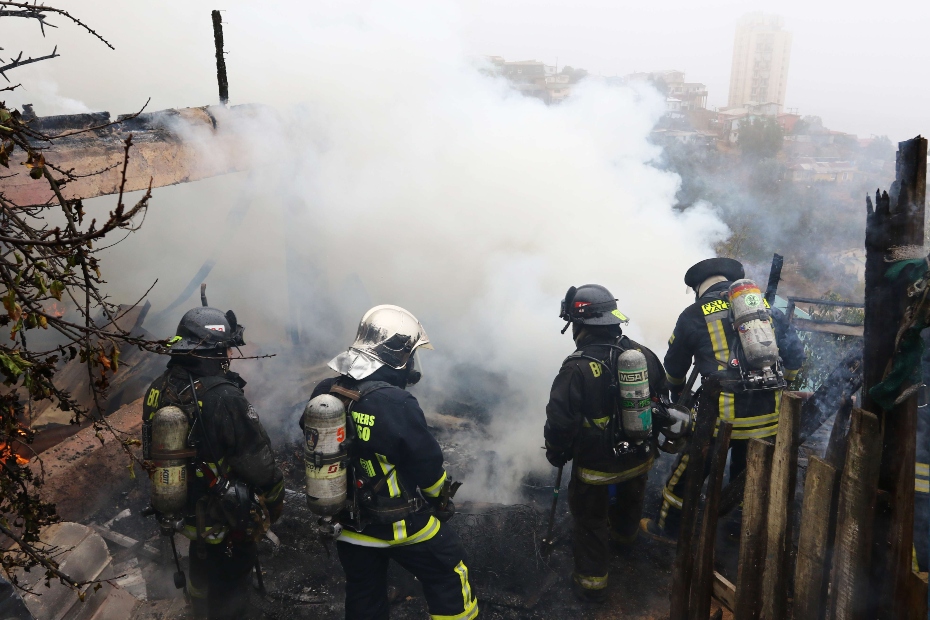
left=142, top=304, right=284, bottom=620
left=544, top=284, right=668, bottom=602
left=306, top=305, right=478, bottom=620
left=640, top=257, right=805, bottom=541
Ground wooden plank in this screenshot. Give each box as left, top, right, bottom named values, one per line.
left=734, top=438, right=774, bottom=620
left=760, top=392, right=802, bottom=620
left=794, top=456, right=839, bottom=620
left=790, top=318, right=863, bottom=337
left=824, top=397, right=853, bottom=470
left=88, top=524, right=161, bottom=561
left=690, top=421, right=733, bottom=620
left=670, top=379, right=722, bottom=620
left=828, top=408, right=882, bottom=620
left=713, top=570, right=736, bottom=612
left=0, top=105, right=254, bottom=206
left=861, top=136, right=926, bottom=619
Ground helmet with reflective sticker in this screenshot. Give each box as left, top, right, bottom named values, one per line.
left=167, top=306, right=246, bottom=353
left=559, top=284, right=630, bottom=328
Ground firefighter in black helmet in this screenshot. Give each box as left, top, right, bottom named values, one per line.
left=544, top=284, right=668, bottom=602
left=640, top=258, right=805, bottom=542
left=142, top=298, right=284, bottom=620
left=307, top=305, right=477, bottom=620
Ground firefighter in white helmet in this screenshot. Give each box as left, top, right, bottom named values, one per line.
left=303, top=305, right=477, bottom=620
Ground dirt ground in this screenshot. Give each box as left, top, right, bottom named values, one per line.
left=113, top=440, right=699, bottom=620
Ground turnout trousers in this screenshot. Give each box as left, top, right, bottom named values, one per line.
left=188, top=539, right=257, bottom=620
left=568, top=470, right=648, bottom=593
left=336, top=526, right=478, bottom=620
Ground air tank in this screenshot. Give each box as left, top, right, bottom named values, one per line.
left=728, top=279, right=779, bottom=369
left=617, top=349, right=653, bottom=442
left=150, top=406, right=189, bottom=517
left=303, top=394, right=348, bottom=516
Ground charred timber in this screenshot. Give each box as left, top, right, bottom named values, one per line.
left=863, top=136, right=926, bottom=618
left=0, top=104, right=259, bottom=206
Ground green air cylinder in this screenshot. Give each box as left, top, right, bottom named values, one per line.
left=617, top=349, right=653, bottom=443
left=150, top=405, right=189, bottom=517
left=303, top=394, right=348, bottom=516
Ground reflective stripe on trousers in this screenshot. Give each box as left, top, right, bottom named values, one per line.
left=577, top=457, right=655, bottom=485
left=574, top=572, right=608, bottom=591
left=430, top=561, right=479, bottom=620
left=338, top=516, right=441, bottom=548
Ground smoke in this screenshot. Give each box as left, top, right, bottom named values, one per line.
left=67, top=1, right=728, bottom=502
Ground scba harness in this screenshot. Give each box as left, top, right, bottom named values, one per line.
left=144, top=372, right=270, bottom=552
left=327, top=380, right=428, bottom=531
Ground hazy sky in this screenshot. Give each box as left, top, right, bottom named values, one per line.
left=2, top=1, right=927, bottom=140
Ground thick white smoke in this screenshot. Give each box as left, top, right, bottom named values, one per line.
left=20, top=1, right=729, bottom=501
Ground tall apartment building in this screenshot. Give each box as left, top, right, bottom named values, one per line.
left=727, top=13, right=792, bottom=110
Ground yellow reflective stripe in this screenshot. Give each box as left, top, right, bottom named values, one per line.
left=393, top=519, right=407, bottom=541
left=338, top=516, right=441, bottom=548
left=422, top=471, right=447, bottom=498
left=914, top=545, right=920, bottom=573
left=916, top=479, right=930, bottom=494
left=916, top=463, right=929, bottom=477
left=582, top=415, right=610, bottom=429
left=706, top=319, right=729, bottom=369
left=578, top=457, right=654, bottom=485
left=662, top=487, right=683, bottom=510
left=668, top=334, right=676, bottom=345
left=784, top=368, right=800, bottom=382
left=723, top=412, right=780, bottom=428
left=574, top=573, right=608, bottom=590
left=730, top=424, right=779, bottom=440
left=187, top=578, right=207, bottom=599
left=182, top=524, right=227, bottom=543
left=666, top=372, right=686, bottom=386
left=429, top=561, right=478, bottom=620
left=719, top=392, right=736, bottom=421
left=376, top=454, right=401, bottom=498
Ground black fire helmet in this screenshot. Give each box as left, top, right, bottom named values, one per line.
left=684, top=257, right=745, bottom=290
left=559, top=284, right=630, bottom=333
left=166, top=306, right=246, bottom=353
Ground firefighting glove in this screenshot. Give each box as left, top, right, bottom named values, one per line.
left=435, top=500, right=456, bottom=523
left=546, top=448, right=571, bottom=468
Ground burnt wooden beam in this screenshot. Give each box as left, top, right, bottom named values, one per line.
left=0, top=104, right=259, bottom=206
left=212, top=10, right=229, bottom=105
left=862, top=136, right=926, bottom=619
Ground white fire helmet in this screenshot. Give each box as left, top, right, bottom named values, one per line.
left=328, top=305, right=433, bottom=380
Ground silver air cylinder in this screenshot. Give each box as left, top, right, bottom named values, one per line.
left=728, top=279, right=779, bottom=369
left=150, top=406, right=189, bottom=517
left=617, top=349, right=653, bottom=442
left=303, top=394, right=348, bottom=516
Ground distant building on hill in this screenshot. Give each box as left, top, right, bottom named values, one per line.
left=727, top=13, right=792, bottom=110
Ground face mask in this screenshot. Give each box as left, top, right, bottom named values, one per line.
left=406, top=354, right=423, bottom=386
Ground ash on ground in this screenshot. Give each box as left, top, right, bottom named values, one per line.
left=119, top=433, right=680, bottom=620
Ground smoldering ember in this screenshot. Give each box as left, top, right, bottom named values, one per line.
left=0, top=3, right=928, bottom=620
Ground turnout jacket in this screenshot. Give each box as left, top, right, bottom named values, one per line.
left=664, top=280, right=806, bottom=439
left=309, top=375, right=449, bottom=547
left=142, top=360, right=285, bottom=542
left=544, top=332, right=668, bottom=485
